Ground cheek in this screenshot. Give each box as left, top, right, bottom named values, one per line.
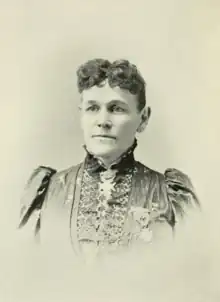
left=80, top=116, right=94, bottom=133
left=114, top=117, right=139, bottom=134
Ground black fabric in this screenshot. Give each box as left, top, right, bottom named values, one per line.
left=83, top=138, right=138, bottom=176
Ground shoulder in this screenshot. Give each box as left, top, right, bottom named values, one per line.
left=31, top=163, right=83, bottom=200
left=22, top=163, right=81, bottom=194
left=135, top=160, right=196, bottom=183
left=136, top=161, right=199, bottom=200
left=135, top=161, right=200, bottom=223
left=48, top=163, right=82, bottom=191
left=18, top=163, right=82, bottom=231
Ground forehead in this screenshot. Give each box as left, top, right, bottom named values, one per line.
left=81, top=81, right=138, bottom=106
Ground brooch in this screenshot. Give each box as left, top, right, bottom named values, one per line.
left=128, top=206, right=153, bottom=243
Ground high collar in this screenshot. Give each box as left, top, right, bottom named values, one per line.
left=83, top=139, right=138, bottom=175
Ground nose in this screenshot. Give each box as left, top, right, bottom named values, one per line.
left=96, top=109, right=112, bottom=129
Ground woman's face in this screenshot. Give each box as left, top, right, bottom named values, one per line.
left=80, top=81, right=147, bottom=161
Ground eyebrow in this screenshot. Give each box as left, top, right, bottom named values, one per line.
left=85, top=100, right=97, bottom=105
left=85, top=99, right=128, bottom=106
left=110, top=99, right=128, bottom=106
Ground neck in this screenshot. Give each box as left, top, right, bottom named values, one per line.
left=83, top=138, right=138, bottom=170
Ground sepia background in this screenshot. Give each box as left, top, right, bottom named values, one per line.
left=0, top=0, right=220, bottom=301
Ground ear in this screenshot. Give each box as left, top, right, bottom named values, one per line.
left=137, top=107, right=151, bottom=133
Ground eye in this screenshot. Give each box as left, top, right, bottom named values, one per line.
left=86, top=104, right=99, bottom=112
left=110, top=105, right=126, bottom=113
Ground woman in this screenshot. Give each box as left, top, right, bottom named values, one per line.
left=18, top=58, right=200, bottom=262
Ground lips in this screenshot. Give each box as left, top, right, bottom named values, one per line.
left=92, top=134, right=116, bottom=139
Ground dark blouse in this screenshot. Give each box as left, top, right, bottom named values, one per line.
left=18, top=141, right=200, bottom=257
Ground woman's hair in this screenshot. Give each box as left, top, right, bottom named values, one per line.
left=76, top=58, right=146, bottom=111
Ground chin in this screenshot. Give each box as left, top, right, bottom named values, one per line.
left=88, top=144, right=116, bottom=158
left=91, top=148, right=115, bottom=158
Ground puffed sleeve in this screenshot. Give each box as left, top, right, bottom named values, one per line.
left=18, top=166, right=57, bottom=238
left=164, top=168, right=200, bottom=225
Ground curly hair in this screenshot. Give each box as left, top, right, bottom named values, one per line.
left=76, top=58, right=146, bottom=111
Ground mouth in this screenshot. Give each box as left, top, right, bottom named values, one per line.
left=92, top=134, right=116, bottom=139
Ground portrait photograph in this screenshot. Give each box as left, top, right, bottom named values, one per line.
left=0, top=0, right=220, bottom=301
